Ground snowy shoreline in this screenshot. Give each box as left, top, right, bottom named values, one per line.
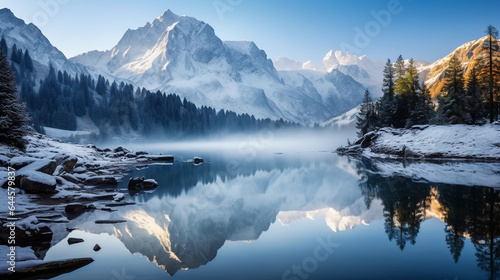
left=337, top=124, right=500, bottom=161
left=0, top=133, right=181, bottom=277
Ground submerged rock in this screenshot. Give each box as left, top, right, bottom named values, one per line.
left=128, top=177, right=159, bottom=195
left=67, top=237, right=84, bottom=245
left=193, top=157, right=204, bottom=164
left=94, top=220, right=127, bottom=224
left=84, top=176, right=118, bottom=187
left=65, top=203, right=96, bottom=218
left=143, top=155, right=174, bottom=162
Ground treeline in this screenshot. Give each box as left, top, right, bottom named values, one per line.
left=357, top=25, right=500, bottom=137
left=2, top=38, right=297, bottom=139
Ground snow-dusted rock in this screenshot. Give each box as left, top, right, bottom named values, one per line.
left=0, top=217, right=53, bottom=246
left=19, top=171, right=57, bottom=194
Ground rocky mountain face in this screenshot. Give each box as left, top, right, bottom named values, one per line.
left=0, top=8, right=86, bottom=77
left=419, top=36, right=493, bottom=98
left=70, top=10, right=369, bottom=124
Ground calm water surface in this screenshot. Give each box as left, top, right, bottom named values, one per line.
left=43, top=147, right=499, bottom=280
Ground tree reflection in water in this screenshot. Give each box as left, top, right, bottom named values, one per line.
left=354, top=157, right=500, bottom=279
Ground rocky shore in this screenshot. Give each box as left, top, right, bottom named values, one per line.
left=0, top=133, right=179, bottom=277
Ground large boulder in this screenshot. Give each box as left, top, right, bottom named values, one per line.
left=55, top=155, right=78, bottom=173
left=19, top=171, right=57, bottom=194
left=9, top=156, right=37, bottom=169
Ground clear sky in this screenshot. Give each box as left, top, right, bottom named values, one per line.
left=2, top=0, right=500, bottom=64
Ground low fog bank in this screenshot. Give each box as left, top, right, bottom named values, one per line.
left=101, top=127, right=357, bottom=156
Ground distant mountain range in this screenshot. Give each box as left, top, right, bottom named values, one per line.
left=0, top=7, right=493, bottom=126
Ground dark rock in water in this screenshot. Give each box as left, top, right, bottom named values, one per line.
left=105, top=202, right=136, bottom=207
left=103, top=148, right=111, bottom=152
left=84, top=176, right=118, bottom=186
left=144, top=155, right=174, bottom=162
left=65, top=203, right=96, bottom=217
left=135, top=151, right=148, bottom=156
left=93, top=244, right=101, bottom=251
left=128, top=177, right=159, bottom=195
left=0, top=258, right=94, bottom=280
left=19, top=172, right=57, bottom=194
left=67, top=237, right=84, bottom=245
left=193, top=157, right=204, bottom=164
left=94, top=220, right=127, bottom=224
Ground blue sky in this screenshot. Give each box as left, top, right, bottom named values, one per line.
left=2, top=0, right=500, bottom=63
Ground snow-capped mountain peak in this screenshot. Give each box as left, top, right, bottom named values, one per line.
left=70, top=9, right=370, bottom=124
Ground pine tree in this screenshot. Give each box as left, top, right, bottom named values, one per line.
left=466, top=64, right=485, bottom=124
left=408, top=82, right=435, bottom=126
left=356, top=89, right=376, bottom=137
left=22, top=49, right=34, bottom=72
left=478, top=25, right=500, bottom=123
left=378, top=58, right=397, bottom=127
left=0, top=37, right=7, bottom=56
left=10, top=44, right=18, bottom=64
left=403, top=59, right=421, bottom=127
left=393, top=55, right=410, bottom=128
left=438, top=55, right=471, bottom=124
left=0, top=49, right=29, bottom=150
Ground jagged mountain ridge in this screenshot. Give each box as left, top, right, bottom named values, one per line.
left=0, top=8, right=86, bottom=77
left=274, top=50, right=385, bottom=98
left=70, top=10, right=367, bottom=124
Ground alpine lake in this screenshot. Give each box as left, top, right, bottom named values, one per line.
left=36, top=135, right=499, bottom=280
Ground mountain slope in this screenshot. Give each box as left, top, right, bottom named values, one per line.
left=420, top=36, right=492, bottom=98
left=0, top=8, right=85, bottom=76
left=70, top=10, right=366, bottom=124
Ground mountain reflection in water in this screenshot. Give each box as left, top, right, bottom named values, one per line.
left=46, top=153, right=499, bottom=280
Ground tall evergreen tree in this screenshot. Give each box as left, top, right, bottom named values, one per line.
left=466, top=64, right=485, bottom=124
left=438, top=55, right=471, bottom=124
left=356, top=89, right=376, bottom=137
left=378, top=58, right=397, bottom=127
left=0, top=49, right=29, bottom=150
left=0, top=37, right=7, bottom=56
left=408, top=82, right=435, bottom=126
left=22, top=49, right=34, bottom=72
left=479, top=25, right=500, bottom=123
